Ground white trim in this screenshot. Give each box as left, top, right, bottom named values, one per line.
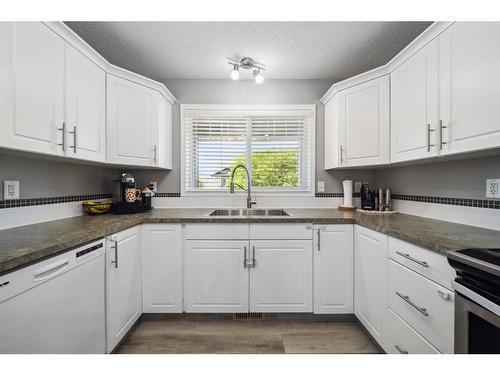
left=320, top=22, right=454, bottom=104
left=180, top=104, right=316, bottom=197
left=43, top=22, right=177, bottom=104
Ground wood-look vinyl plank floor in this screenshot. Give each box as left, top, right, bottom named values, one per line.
left=115, top=317, right=381, bottom=354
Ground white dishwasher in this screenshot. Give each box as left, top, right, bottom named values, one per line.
left=0, top=239, right=106, bottom=353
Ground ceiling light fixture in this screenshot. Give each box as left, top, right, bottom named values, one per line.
left=230, top=64, right=240, bottom=80
left=253, top=69, right=264, bottom=84
left=227, top=57, right=266, bottom=83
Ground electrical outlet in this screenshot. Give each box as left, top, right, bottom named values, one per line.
left=317, top=181, right=325, bottom=193
left=149, top=181, right=158, bottom=193
left=486, top=179, right=500, bottom=198
left=3, top=181, right=20, bottom=200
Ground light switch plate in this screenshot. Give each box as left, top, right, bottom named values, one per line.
left=486, top=179, right=500, bottom=198
left=317, top=181, right=325, bottom=193
left=3, top=180, right=20, bottom=200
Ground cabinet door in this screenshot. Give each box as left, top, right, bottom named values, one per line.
left=156, top=95, right=173, bottom=169
left=185, top=240, right=249, bottom=313
left=106, top=74, right=158, bottom=166
left=314, top=225, right=354, bottom=314
left=324, top=96, right=340, bottom=169
left=439, top=22, right=500, bottom=155
left=391, top=39, right=439, bottom=163
left=142, top=224, right=183, bottom=313
left=354, top=225, right=387, bottom=345
left=106, top=226, right=142, bottom=353
left=249, top=240, right=313, bottom=312
left=0, top=23, right=12, bottom=139
left=65, top=43, right=106, bottom=162
left=338, top=75, right=390, bottom=167
left=1, top=23, right=64, bottom=156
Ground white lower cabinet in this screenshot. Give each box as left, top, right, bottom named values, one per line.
left=388, top=259, right=454, bottom=353
left=249, top=240, right=313, bottom=313
left=106, top=226, right=142, bottom=353
left=185, top=240, right=249, bottom=313
left=314, top=225, right=354, bottom=314
left=354, top=225, right=388, bottom=345
left=142, top=224, right=183, bottom=313
left=385, top=308, right=440, bottom=354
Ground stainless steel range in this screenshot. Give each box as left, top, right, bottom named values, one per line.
left=447, top=248, right=500, bottom=354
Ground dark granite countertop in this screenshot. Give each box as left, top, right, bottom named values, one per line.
left=1, top=208, right=499, bottom=275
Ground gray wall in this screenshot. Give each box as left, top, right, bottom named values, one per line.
left=0, top=154, right=117, bottom=198
left=374, top=154, right=500, bottom=199
left=133, top=79, right=375, bottom=193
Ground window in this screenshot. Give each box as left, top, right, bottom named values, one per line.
left=182, top=105, right=315, bottom=195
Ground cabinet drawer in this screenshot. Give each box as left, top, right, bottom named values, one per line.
left=388, top=259, right=454, bottom=353
left=388, top=237, right=455, bottom=289
left=185, top=224, right=248, bottom=240
left=249, top=224, right=313, bottom=240
left=385, top=308, right=440, bottom=354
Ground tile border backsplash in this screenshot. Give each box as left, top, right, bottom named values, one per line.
left=0, top=194, right=113, bottom=209
left=1, top=191, right=499, bottom=210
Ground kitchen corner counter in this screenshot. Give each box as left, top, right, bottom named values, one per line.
left=1, top=208, right=499, bottom=275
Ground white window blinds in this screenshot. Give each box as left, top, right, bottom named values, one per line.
left=184, top=107, right=313, bottom=193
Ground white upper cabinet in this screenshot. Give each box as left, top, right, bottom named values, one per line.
left=439, top=22, right=500, bottom=155
left=323, top=96, right=339, bottom=169
left=0, top=23, right=65, bottom=156
left=65, top=43, right=106, bottom=162
left=157, top=95, right=173, bottom=169
left=337, top=75, right=390, bottom=167
left=106, top=74, right=159, bottom=167
left=391, top=39, right=439, bottom=163
left=0, top=22, right=175, bottom=167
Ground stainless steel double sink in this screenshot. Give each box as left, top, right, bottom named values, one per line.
left=208, top=209, right=290, bottom=217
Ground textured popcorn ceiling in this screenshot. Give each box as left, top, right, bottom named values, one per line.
left=65, top=21, right=431, bottom=81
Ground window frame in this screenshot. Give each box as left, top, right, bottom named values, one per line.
left=180, top=104, right=316, bottom=197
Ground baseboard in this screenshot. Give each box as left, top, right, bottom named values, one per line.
left=140, top=312, right=357, bottom=322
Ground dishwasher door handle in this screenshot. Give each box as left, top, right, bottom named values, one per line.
left=33, top=259, right=70, bottom=282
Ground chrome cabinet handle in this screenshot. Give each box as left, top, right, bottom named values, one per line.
left=317, top=229, right=321, bottom=251
left=69, top=126, right=77, bottom=153
left=395, top=251, right=429, bottom=268
left=58, top=122, right=66, bottom=151
left=396, top=291, right=429, bottom=316
left=153, top=145, right=157, bottom=165
left=252, top=245, right=256, bottom=268
left=439, top=120, right=447, bottom=150
left=427, top=123, right=435, bottom=152
left=339, top=145, right=344, bottom=164
left=244, top=245, right=248, bottom=268
left=395, top=345, right=408, bottom=354
left=111, top=240, right=118, bottom=269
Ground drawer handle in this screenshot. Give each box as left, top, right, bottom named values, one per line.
left=396, top=291, right=429, bottom=317
left=395, top=251, right=429, bottom=268
left=437, top=289, right=451, bottom=300
left=395, top=345, right=409, bottom=354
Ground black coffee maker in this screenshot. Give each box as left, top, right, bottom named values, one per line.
left=112, top=173, right=153, bottom=215
left=360, top=182, right=376, bottom=210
